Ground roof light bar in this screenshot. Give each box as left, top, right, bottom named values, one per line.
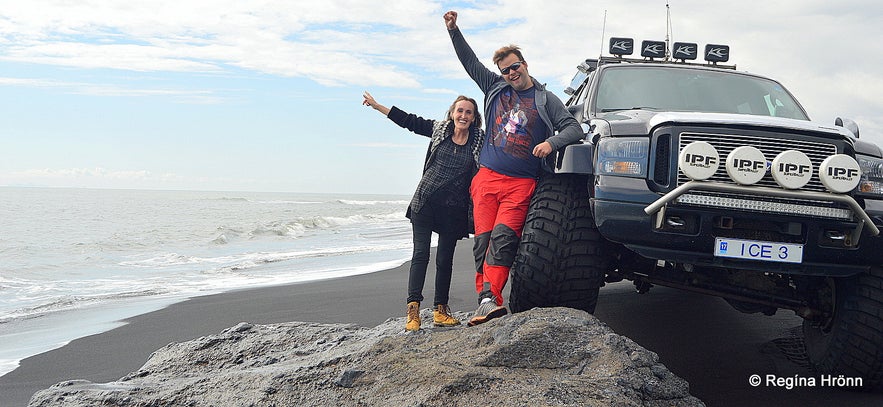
left=603, top=38, right=734, bottom=68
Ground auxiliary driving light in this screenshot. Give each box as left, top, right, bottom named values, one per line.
left=771, top=150, right=813, bottom=189
left=678, top=141, right=719, bottom=181
left=609, top=37, right=634, bottom=56
left=672, top=42, right=698, bottom=60
left=819, top=154, right=862, bottom=193
left=704, top=44, right=730, bottom=63
left=725, top=146, right=766, bottom=185
left=641, top=40, right=666, bottom=59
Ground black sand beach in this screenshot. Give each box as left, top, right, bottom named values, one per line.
left=1, top=240, right=880, bottom=406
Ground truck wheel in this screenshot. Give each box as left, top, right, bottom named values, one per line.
left=509, top=174, right=609, bottom=314
left=803, top=266, right=883, bottom=391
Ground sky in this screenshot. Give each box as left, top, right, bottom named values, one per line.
left=1, top=0, right=882, bottom=195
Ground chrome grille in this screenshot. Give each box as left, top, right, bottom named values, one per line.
left=678, top=132, right=838, bottom=192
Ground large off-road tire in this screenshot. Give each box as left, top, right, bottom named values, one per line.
left=803, top=266, right=883, bottom=391
left=509, top=174, right=610, bottom=314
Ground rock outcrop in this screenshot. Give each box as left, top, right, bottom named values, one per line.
left=29, top=307, right=704, bottom=406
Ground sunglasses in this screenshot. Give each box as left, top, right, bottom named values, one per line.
left=499, top=61, right=524, bottom=75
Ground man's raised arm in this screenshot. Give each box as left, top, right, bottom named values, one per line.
left=443, top=10, right=497, bottom=95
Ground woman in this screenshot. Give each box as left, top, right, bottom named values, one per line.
left=362, top=91, right=484, bottom=331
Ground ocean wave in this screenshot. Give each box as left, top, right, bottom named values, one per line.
left=0, top=275, right=29, bottom=291
left=0, top=289, right=169, bottom=324
left=211, top=234, right=230, bottom=245
left=0, top=189, right=417, bottom=374
left=337, top=199, right=410, bottom=206
left=211, top=213, right=406, bottom=244
left=119, top=253, right=237, bottom=268
left=216, top=243, right=413, bottom=272
left=316, top=212, right=404, bottom=227
left=212, top=197, right=326, bottom=205
left=250, top=221, right=310, bottom=238
left=256, top=200, right=325, bottom=205
left=121, top=240, right=411, bottom=272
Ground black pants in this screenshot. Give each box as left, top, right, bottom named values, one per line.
left=407, top=221, right=459, bottom=306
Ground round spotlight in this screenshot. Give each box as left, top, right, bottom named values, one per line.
left=725, top=146, right=767, bottom=185
left=819, top=154, right=861, bottom=193
left=678, top=141, right=719, bottom=181
left=771, top=150, right=813, bottom=189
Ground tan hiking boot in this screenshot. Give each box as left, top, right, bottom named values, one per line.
left=406, top=301, right=421, bottom=331
left=433, top=304, right=461, bottom=327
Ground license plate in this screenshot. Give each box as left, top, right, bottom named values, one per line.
left=714, top=237, right=803, bottom=264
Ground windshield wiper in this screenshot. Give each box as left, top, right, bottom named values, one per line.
left=600, top=106, right=659, bottom=113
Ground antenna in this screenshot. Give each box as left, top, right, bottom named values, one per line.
left=599, top=9, right=607, bottom=59
left=665, top=2, right=673, bottom=61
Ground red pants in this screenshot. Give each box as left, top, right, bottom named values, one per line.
left=470, top=167, right=537, bottom=305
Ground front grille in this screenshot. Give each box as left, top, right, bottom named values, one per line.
left=677, top=132, right=838, bottom=192
left=654, top=134, right=671, bottom=186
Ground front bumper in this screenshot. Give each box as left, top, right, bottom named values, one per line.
left=593, top=182, right=883, bottom=277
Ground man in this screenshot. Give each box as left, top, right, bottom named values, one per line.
left=443, top=10, right=584, bottom=326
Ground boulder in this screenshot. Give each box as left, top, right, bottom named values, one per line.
left=28, top=307, right=704, bottom=406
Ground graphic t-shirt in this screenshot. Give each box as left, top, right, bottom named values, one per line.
left=481, top=87, right=549, bottom=178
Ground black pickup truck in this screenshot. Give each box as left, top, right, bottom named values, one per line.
left=509, top=38, right=883, bottom=390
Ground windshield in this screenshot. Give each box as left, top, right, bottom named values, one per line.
left=594, top=65, right=808, bottom=120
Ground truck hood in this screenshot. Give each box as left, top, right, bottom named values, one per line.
left=601, top=110, right=855, bottom=140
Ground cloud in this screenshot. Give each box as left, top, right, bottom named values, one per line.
left=2, top=1, right=882, bottom=89
left=0, top=0, right=432, bottom=88
left=0, top=1, right=881, bottom=148
left=0, top=75, right=224, bottom=103
left=4, top=42, right=222, bottom=72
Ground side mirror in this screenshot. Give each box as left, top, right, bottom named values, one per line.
left=835, top=117, right=860, bottom=138
left=580, top=123, right=591, bottom=138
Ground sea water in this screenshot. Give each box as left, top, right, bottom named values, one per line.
left=0, top=187, right=413, bottom=377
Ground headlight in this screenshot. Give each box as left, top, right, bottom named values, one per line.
left=597, top=137, right=649, bottom=178
left=858, top=155, right=883, bottom=197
